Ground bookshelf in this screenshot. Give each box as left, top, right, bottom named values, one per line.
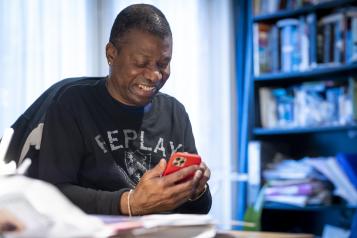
left=249, top=0, right=357, bottom=236
left=254, top=125, right=357, bottom=136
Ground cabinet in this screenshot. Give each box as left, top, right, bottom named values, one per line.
left=249, top=0, right=357, bottom=236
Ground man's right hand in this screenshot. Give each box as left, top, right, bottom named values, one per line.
left=122, top=158, right=203, bottom=215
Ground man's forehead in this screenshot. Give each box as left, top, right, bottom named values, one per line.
left=131, top=50, right=172, bottom=62
left=121, top=28, right=171, bottom=40
left=128, top=35, right=172, bottom=57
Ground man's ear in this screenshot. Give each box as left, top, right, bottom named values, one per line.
left=105, top=42, right=117, bottom=65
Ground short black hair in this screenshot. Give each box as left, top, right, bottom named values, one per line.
left=109, top=4, right=172, bottom=48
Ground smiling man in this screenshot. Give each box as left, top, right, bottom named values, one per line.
left=11, top=4, right=212, bottom=216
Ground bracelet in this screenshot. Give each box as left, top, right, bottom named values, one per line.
left=127, top=189, right=133, bottom=217
left=189, top=184, right=207, bottom=202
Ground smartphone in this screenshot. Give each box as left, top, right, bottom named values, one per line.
left=162, top=152, right=201, bottom=180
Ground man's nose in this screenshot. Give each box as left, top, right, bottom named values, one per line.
left=144, top=68, right=162, bottom=82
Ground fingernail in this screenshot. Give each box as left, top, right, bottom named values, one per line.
left=194, top=170, right=202, bottom=179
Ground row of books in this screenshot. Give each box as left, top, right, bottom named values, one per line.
left=259, top=78, right=356, bottom=128
left=253, top=0, right=332, bottom=16
left=318, top=9, right=357, bottom=65
left=253, top=8, right=357, bottom=75
left=261, top=153, right=357, bottom=207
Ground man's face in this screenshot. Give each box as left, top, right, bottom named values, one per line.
left=106, top=29, right=172, bottom=106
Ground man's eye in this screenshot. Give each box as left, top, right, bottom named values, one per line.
left=136, top=62, right=147, bottom=67
left=158, top=62, right=169, bottom=69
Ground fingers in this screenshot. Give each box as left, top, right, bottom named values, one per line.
left=168, top=178, right=201, bottom=204
left=131, top=159, right=211, bottom=214
left=163, top=164, right=200, bottom=185
left=190, top=162, right=210, bottom=198
left=200, top=161, right=211, bottom=179
left=162, top=161, right=210, bottom=201
left=145, top=159, right=167, bottom=178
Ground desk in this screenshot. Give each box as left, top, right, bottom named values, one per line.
left=216, top=231, right=314, bottom=238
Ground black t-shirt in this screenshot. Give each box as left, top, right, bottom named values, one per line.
left=36, top=77, right=211, bottom=215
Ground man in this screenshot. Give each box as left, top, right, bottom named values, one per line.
left=9, top=4, right=211, bottom=215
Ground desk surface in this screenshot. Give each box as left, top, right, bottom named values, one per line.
left=217, top=230, right=314, bottom=238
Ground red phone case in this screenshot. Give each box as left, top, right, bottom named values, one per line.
left=162, top=152, right=201, bottom=177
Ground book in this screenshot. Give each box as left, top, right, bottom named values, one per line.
left=263, top=159, right=315, bottom=180
left=265, top=194, right=309, bottom=207
left=259, top=87, right=277, bottom=128
left=265, top=189, right=331, bottom=207
left=272, top=88, right=294, bottom=127
left=345, top=17, right=352, bottom=63
left=349, top=77, right=357, bottom=121
left=319, top=12, right=345, bottom=64
left=299, top=15, right=309, bottom=71
left=336, top=153, right=357, bottom=190
left=344, top=8, right=357, bottom=62
left=318, top=15, right=330, bottom=64
left=306, top=157, right=357, bottom=206
left=333, top=19, right=344, bottom=64
left=269, top=25, right=280, bottom=73
left=265, top=181, right=325, bottom=196
left=248, top=141, right=262, bottom=204
left=253, top=23, right=273, bottom=75
left=352, top=17, right=357, bottom=62
left=277, top=18, right=300, bottom=72
left=306, top=13, right=317, bottom=68
left=267, top=178, right=311, bottom=187
left=253, top=23, right=260, bottom=76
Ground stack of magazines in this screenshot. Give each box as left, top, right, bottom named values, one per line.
left=263, top=159, right=332, bottom=207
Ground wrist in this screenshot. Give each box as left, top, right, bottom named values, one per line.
left=127, top=189, right=134, bottom=216
left=130, top=189, right=144, bottom=216
left=119, top=191, right=130, bottom=215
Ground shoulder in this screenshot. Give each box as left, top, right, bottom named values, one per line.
left=154, top=92, right=187, bottom=113
left=52, top=77, right=104, bottom=101
left=38, top=76, right=105, bottom=113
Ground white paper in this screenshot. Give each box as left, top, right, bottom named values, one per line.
left=0, top=176, right=108, bottom=238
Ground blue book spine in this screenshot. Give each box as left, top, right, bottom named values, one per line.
left=352, top=18, right=357, bottom=62
left=336, top=153, right=357, bottom=190
left=323, top=24, right=332, bottom=63
left=346, top=29, right=352, bottom=63
left=270, top=26, right=279, bottom=72
left=307, top=13, right=317, bottom=67
left=334, top=21, right=342, bottom=64
left=280, top=26, right=292, bottom=72
left=291, top=24, right=300, bottom=71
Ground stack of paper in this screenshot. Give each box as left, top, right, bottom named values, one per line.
left=263, top=159, right=332, bottom=207
left=98, top=214, right=216, bottom=238
left=306, top=156, right=357, bottom=206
